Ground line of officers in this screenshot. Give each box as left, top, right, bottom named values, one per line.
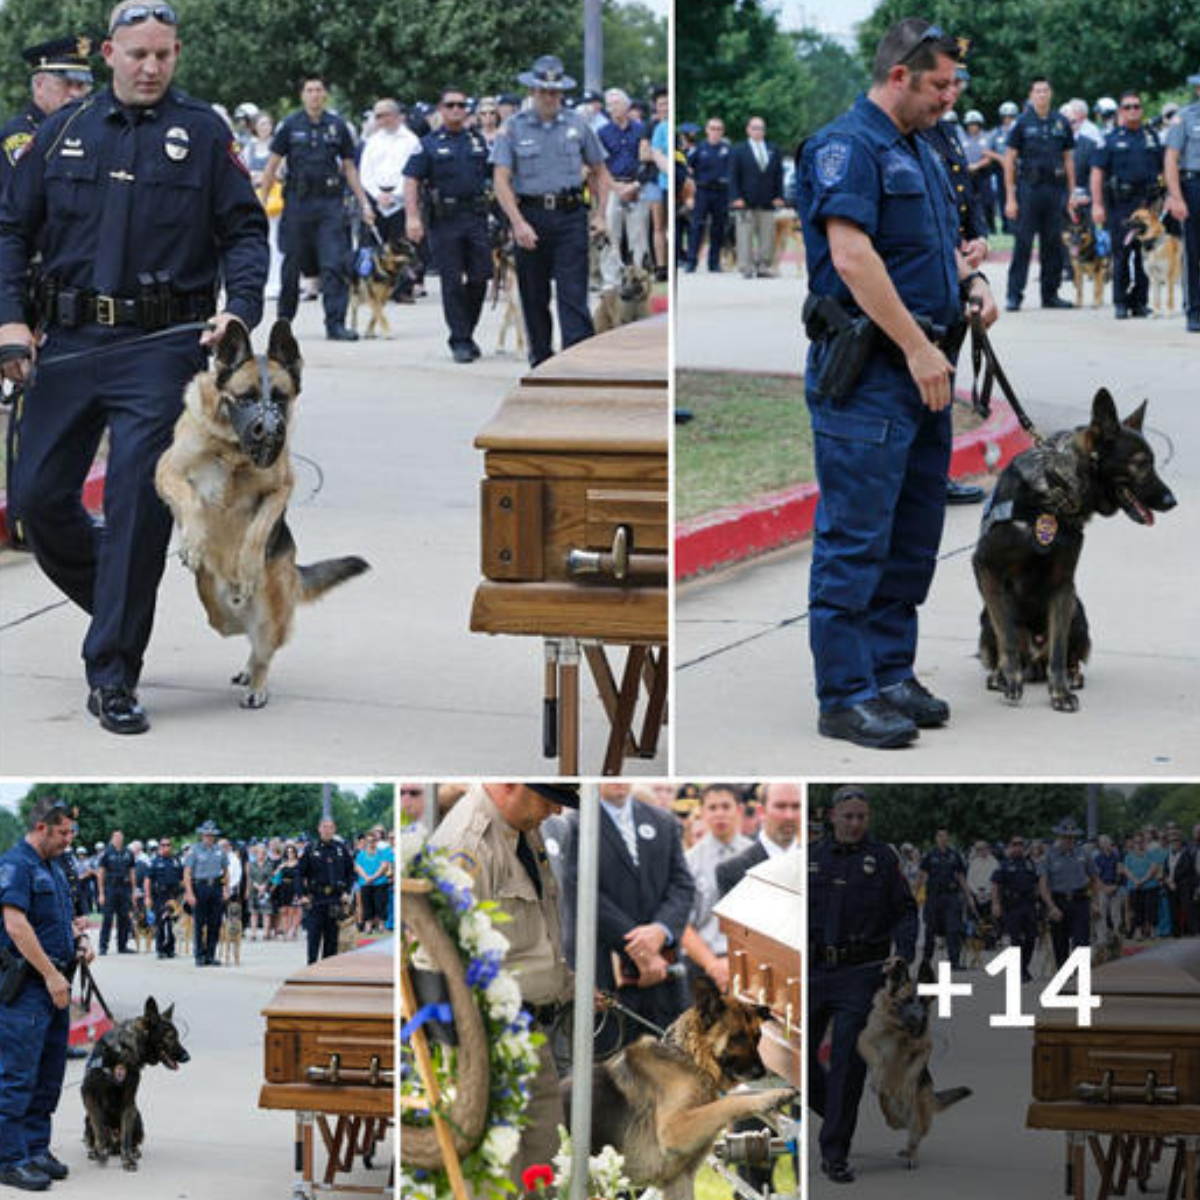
left=808, top=786, right=1098, bottom=1184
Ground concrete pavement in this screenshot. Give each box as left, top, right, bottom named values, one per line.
left=0, top=288, right=666, bottom=775
left=676, top=264, right=1200, bottom=775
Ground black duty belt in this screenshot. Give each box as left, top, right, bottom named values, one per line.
left=432, top=194, right=489, bottom=218
left=1181, top=170, right=1200, bottom=181
left=816, top=940, right=891, bottom=966
left=1052, top=889, right=1091, bottom=903
left=697, top=181, right=727, bottom=191
left=518, top=190, right=584, bottom=212
left=42, top=287, right=215, bottom=330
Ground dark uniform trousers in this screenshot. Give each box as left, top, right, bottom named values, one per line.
left=10, top=329, right=206, bottom=689
left=100, top=883, right=133, bottom=952
left=1004, top=899, right=1039, bottom=978
left=1183, top=174, right=1200, bottom=316
left=922, top=891, right=963, bottom=966
left=1050, top=889, right=1091, bottom=968
left=1110, top=196, right=1151, bottom=309
left=1008, top=179, right=1067, bottom=305
left=278, top=194, right=350, bottom=330
left=429, top=210, right=491, bottom=351
left=515, top=205, right=593, bottom=367
left=688, top=185, right=727, bottom=270
left=0, top=988, right=69, bottom=1168
left=193, top=880, right=224, bottom=963
left=305, top=898, right=342, bottom=964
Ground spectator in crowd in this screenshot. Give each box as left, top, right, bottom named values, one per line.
left=247, top=842, right=275, bottom=940
left=644, top=87, right=671, bottom=281
left=728, top=116, right=784, bottom=279
left=599, top=88, right=650, bottom=287
left=716, top=781, right=800, bottom=898
left=355, top=828, right=390, bottom=933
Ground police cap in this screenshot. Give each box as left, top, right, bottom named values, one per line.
left=526, top=783, right=580, bottom=809
left=831, top=785, right=870, bottom=806
left=1053, top=818, right=1082, bottom=837
left=22, top=35, right=94, bottom=84
left=965, top=109, right=984, bottom=126
left=999, top=101, right=1018, bottom=118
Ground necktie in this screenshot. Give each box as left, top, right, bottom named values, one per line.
left=754, top=140, right=767, bottom=170
left=93, top=109, right=139, bottom=295
left=619, top=813, right=639, bottom=866
left=516, top=833, right=543, bottom=898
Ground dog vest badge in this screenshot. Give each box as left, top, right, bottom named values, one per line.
left=1034, top=512, right=1058, bottom=547
left=164, top=126, right=189, bottom=161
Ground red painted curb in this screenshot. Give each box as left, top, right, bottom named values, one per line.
left=0, top=463, right=106, bottom=548
left=71, top=999, right=113, bottom=1047
left=675, top=395, right=1030, bottom=581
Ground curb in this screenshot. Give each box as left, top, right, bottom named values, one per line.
left=71, top=998, right=113, bottom=1047
left=675, top=394, right=1030, bottom=582
left=0, top=463, right=105, bottom=549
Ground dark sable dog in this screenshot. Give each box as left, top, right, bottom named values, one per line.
left=82, top=997, right=190, bottom=1171
left=857, top=962, right=971, bottom=1168
left=974, top=389, right=1176, bottom=711
left=565, top=975, right=795, bottom=1200
left=155, top=321, right=369, bottom=708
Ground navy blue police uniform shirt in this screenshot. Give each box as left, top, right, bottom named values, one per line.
left=809, top=836, right=918, bottom=960
left=404, top=127, right=490, bottom=200
left=993, top=857, right=1038, bottom=900
left=0, top=87, right=267, bottom=327
left=689, top=139, right=731, bottom=187
left=920, top=847, right=966, bottom=893
left=799, top=95, right=959, bottom=330
left=270, top=109, right=355, bottom=194
left=1094, top=124, right=1163, bottom=187
left=148, top=855, right=183, bottom=895
left=0, top=841, right=74, bottom=963
left=98, top=845, right=135, bottom=888
left=598, top=118, right=644, bottom=181
left=1007, top=106, right=1075, bottom=177
left=301, top=839, right=355, bottom=900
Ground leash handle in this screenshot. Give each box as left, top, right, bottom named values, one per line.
left=969, top=311, right=1044, bottom=445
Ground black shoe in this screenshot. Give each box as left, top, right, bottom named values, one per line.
left=818, top=698, right=918, bottom=749
left=879, top=678, right=951, bottom=728
left=117, top=947, right=134, bottom=954
left=1188, top=312, right=1200, bottom=333
left=326, top=325, right=359, bottom=341
left=1131, top=305, right=1151, bottom=318
left=1041, top=296, right=1073, bottom=309
left=87, top=686, right=149, bottom=735
left=708, top=266, right=723, bottom=274
left=469, top=341, right=482, bottom=360
left=683, top=264, right=696, bottom=274
left=451, top=345, right=474, bottom=363
left=1114, top=305, right=1129, bottom=319
left=821, top=1160, right=856, bottom=1184
left=946, top=479, right=985, bottom=505
left=1005, top=298, right=1021, bottom=311
left=27, top=1155, right=67, bottom=1182
left=98, top=948, right=108, bottom=956
left=0, top=1165, right=51, bottom=1191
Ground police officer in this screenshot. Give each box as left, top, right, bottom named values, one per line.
left=1165, top=67, right=1200, bottom=332
left=0, top=37, right=93, bottom=196
left=1003, top=76, right=1078, bottom=310
left=809, top=785, right=917, bottom=1184
left=145, top=836, right=183, bottom=959
left=919, top=828, right=972, bottom=970
left=684, top=117, right=731, bottom=273
left=0, top=796, right=90, bottom=1190
left=405, top=87, right=493, bottom=363
left=0, top=1, right=269, bottom=736
left=1091, top=91, right=1163, bottom=318
left=297, top=817, right=355, bottom=964
left=428, top=782, right=578, bottom=1186
left=1038, top=818, right=1097, bottom=969
left=988, top=100, right=1020, bottom=233
left=797, top=19, right=998, bottom=750
left=258, top=75, right=375, bottom=341
left=97, top=829, right=135, bottom=955
left=492, top=55, right=610, bottom=368
left=992, top=834, right=1039, bottom=981
left=184, top=819, right=229, bottom=967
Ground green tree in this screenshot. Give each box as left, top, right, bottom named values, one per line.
left=0, top=807, right=24, bottom=855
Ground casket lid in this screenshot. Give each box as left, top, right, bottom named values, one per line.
left=280, top=936, right=394, bottom=989
left=1089, top=940, right=1200, bottom=997
left=713, top=850, right=802, bottom=953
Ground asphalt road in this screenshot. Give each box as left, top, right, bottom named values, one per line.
left=676, top=263, right=1200, bottom=775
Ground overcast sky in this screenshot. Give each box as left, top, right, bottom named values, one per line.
left=777, top=0, right=873, bottom=42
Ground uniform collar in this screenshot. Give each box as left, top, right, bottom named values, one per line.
left=853, top=94, right=921, bottom=153
left=27, top=101, right=49, bottom=124
left=831, top=837, right=864, bottom=855
left=101, top=85, right=169, bottom=123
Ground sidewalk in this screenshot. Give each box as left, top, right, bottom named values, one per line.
left=676, top=264, right=1200, bottom=775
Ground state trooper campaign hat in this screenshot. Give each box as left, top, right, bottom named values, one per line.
left=517, top=55, right=577, bottom=92
left=1053, top=818, right=1083, bottom=837
left=22, top=36, right=94, bottom=84
left=526, top=783, right=580, bottom=809
left=196, top=819, right=221, bottom=836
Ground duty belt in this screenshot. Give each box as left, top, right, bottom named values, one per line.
left=816, top=940, right=891, bottom=966
left=431, top=194, right=489, bottom=218
left=1181, top=170, right=1200, bottom=180
left=40, top=285, right=215, bottom=330
left=518, top=189, right=584, bottom=211
left=1052, top=889, right=1090, bottom=902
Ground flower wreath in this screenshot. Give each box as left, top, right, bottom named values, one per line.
left=401, top=836, right=542, bottom=1200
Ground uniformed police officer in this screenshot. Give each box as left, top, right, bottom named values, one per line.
left=404, top=86, right=493, bottom=363
left=797, top=19, right=998, bottom=750
left=992, top=834, right=1039, bottom=981
left=1003, top=77, right=1078, bottom=310
left=297, top=817, right=355, bottom=964
left=1091, top=91, right=1163, bottom=318
left=1164, top=67, right=1200, bottom=331
left=184, top=820, right=229, bottom=967
left=0, top=796, right=92, bottom=1190
left=684, top=117, right=731, bottom=273
left=491, top=55, right=611, bottom=368
left=96, top=828, right=135, bottom=955
left=0, top=1, right=269, bottom=736
left=0, top=37, right=93, bottom=196
left=919, top=828, right=973, bottom=970
left=427, top=782, right=578, bottom=1187
left=1038, top=818, right=1097, bottom=969
left=145, top=836, right=183, bottom=959
left=258, top=75, right=375, bottom=341
left=809, top=785, right=918, bottom=1184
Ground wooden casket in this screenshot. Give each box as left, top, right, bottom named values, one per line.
left=713, top=852, right=802, bottom=1086
left=1028, top=941, right=1200, bottom=1200
left=470, top=318, right=668, bottom=774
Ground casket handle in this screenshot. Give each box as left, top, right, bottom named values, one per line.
left=567, top=526, right=630, bottom=580
left=1076, top=1069, right=1180, bottom=1105
left=305, top=1053, right=396, bottom=1088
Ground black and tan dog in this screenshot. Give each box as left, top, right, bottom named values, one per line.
left=155, top=320, right=369, bottom=709
left=1125, top=206, right=1183, bottom=314
left=857, top=962, right=971, bottom=1168
left=219, top=899, right=244, bottom=966
left=350, top=235, right=417, bottom=338
left=132, top=899, right=154, bottom=955
left=490, top=224, right=525, bottom=356
left=82, top=997, right=190, bottom=1171
left=974, top=388, right=1176, bottom=711
left=593, top=262, right=652, bottom=333
left=566, top=975, right=794, bottom=1200
left=1063, top=207, right=1110, bottom=308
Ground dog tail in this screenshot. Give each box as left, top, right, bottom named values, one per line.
left=298, top=556, right=370, bottom=602
left=934, top=1086, right=972, bottom=1112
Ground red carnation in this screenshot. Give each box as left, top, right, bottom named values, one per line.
left=522, top=1163, right=554, bottom=1192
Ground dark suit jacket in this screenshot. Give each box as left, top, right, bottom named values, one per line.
left=728, top=140, right=783, bottom=209
left=716, top=838, right=769, bottom=899
left=560, top=800, right=695, bottom=1035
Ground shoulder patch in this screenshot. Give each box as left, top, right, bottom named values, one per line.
left=227, top=138, right=249, bottom=175
left=3, top=131, right=32, bottom=166
left=815, top=139, right=850, bottom=187
left=449, top=851, right=480, bottom=881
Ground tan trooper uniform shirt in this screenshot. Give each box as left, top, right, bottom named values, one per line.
left=427, top=784, right=571, bottom=1006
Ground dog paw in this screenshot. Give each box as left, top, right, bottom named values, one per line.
left=179, top=542, right=204, bottom=572
left=1051, top=691, right=1080, bottom=712
left=122, top=1160, right=138, bottom=1172
left=756, top=1086, right=798, bottom=1112
left=1000, top=675, right=1023, bottom=703
left=240, top=689, right=269, bottom=710
left=230, top=670, right=250, bottom=686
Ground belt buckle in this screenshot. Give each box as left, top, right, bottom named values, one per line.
left=822, top=946, right=839, bottom=966
left=545, top=193, right=557, bottom=211
left=95, top=295, right=117, bottom=327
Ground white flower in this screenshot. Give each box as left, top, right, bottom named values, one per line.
left=475, top=924, right=510, bottom=957
left=483, top=1123, right=521, bottom=1167
left=458, top=909, right=490, bottom=951
left=439, top=862, right=475, bottom=891
left=484, top=972, right=523, bottom=1023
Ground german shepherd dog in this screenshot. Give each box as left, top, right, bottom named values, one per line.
left=168, top=899, right=192, bottom=958
left=1063, top=205, right=1110, bottom=308
left=219, top=899, right=244, bottom=966
left=155, top=321, right=370, bottom=709
left=1125, top=206, right=1183, bottom=314
left=973, top=389, right=1176, bottom=711
left=490, top=222, right=525, bottom=356
left=566, top=975, right=795, bottom=1200
left=132, top=899, right=154, bottom=955
left=350, top=235, right=417, bottom=338
left=593, top=262, right=652, bottom=333
left=857, top=962, right=972, bottom=1168
left=82, top=997, right=190, bottom=1171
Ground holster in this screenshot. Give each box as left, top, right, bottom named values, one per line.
left=803, top=293, right=876, bottom=402
left=0, top=948, right=31, bottom=1006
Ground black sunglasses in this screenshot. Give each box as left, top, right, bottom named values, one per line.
left=442, top=100, right=468, bottom=109
left=109, top=3, right=178, bottom=34
left=897, top=24, right=946, bottom=65
left=1121, top=102, right=1142, bottom=109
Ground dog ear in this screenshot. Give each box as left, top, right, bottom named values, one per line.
left=162, top=1003, right=174, bottom=1021
left=213, top=320, right=253, bottom=383
left=268, top=320, right=304, bottom=388
left=692, top=972, right=726, bottom=1027
left=1123, top=399, right=1148, bottom=432
left=1089, top=388, right=1121, bottom=443
left=143, top=996, right=160, bottom=1020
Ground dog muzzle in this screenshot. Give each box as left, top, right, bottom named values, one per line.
left=222, top=358, right=287, bottom=468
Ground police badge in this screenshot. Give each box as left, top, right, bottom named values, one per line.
left=815, top=139, right=850, bottom=187
left=163, top=126, right=190, bottom=161
left=863, top=854, right=877, bottom=875
left=1034, top=513, right=1058, bottom=548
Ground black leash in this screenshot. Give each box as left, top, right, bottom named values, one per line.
left=0, top=320, right=213, bottom=380
left=76, top=957, right=114, bottom=1022
left=969, top=310, right=1044, bottom=445
left=596, top=991, right=668, bottom=1039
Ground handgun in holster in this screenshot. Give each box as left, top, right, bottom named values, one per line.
left=0, top=947, right=31, bottom=1006
left=802, top=292, right=876, bottom=402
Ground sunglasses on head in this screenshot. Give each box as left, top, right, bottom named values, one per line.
left=897, top=24, right=946, bottom=65
left=109, top=3, right=177, bottom=34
